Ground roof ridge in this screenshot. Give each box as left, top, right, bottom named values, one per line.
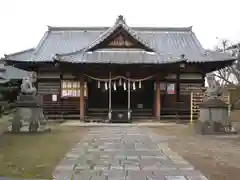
left=47, top=26, right=193, bottom=32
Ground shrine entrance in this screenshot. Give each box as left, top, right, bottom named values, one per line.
left=111, top=85, right=128, bottom=109
left=86, top=73, right=155, bottom=121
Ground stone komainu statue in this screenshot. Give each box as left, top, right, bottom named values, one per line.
left=20, top=72, right=37, bottom=95
left=12, top=72, right=45, bottom=133
left=206, top=73, right=223, bottom=99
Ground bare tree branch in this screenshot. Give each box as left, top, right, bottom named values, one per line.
left=213, top=39, right=240, bottom=86
left=214, top=73, right=234, bottom=85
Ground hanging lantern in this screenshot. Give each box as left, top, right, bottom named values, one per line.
left=105, top=82, right=108, bottom=90
left=113, top=81, right=117, bottom=91
left=97, top=81, right=101, bottom=88
left=119, top=78, right=122, bottom=86
left=133, top=81, right=136, bottom=91
left=123, top=81, right=126, bottom=91
left=138, top=81, right=141, bottom=89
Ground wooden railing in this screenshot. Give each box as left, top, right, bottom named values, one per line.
left=190, top=88, right=230, bottom=123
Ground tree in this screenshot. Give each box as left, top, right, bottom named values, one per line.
left=212, top=39, right=240, bottom=109
left=213, top=39, right=240, bottom=86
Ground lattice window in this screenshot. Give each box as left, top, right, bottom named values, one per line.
left=61, top=80, right=87, bottom=97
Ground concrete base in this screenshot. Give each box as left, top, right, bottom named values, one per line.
left=195, top=119, right=237, bottom=135
left=11, top=94, right=47, bottom=133
left=195, top=98, right=235, bottom=135
left=60, top=120, right=182, bottom=127
left=7, top=123, right=51, bottom=133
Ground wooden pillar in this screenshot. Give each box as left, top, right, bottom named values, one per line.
left=155, top=80, right=161, bottom=120
left=176, top=71, right=180, bottom=101
left=80, top=73, right=85, bottom=121
left=108, top=72, right=112, bottom=120
left=153, top=83, right=156, bottom=116
left=127, top=73, right=131, bottom=120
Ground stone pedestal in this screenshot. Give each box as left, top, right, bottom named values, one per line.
left=11, top=94, right=49, bottom=133
left=195, top=98, right=235, bottom=134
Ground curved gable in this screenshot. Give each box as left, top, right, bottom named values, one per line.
left=85, top=15, right=156, bottom=52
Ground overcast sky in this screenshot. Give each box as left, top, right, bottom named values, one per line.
left=0, top=0, right=239, bottom=56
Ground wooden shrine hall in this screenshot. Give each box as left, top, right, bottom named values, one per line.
left=3, top=15, right=235, bottom=122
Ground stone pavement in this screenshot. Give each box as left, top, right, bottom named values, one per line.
left=53, top=127, right=208, bottom=180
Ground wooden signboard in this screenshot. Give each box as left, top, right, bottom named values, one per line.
left=167, top=83, right=175, bottom=94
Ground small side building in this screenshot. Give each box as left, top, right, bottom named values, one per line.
left=0, top=60, right=29, bottom=113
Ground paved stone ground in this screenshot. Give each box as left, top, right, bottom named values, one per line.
left=53, top=127, right=208, bottom=180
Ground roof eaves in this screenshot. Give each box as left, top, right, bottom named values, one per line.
left=55, top=51, right=188, bottom=64
left=185, top=51, right=236, bottom=63
left=3, top=48, right=35, bottom=62
left=4, top=48, right=35, bottom=58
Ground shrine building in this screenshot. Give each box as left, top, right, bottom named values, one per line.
left=3, top=15, right=235, bottom=122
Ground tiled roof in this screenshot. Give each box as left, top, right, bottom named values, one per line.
left=56, top=50, right=170, bottom=64
left=0, top=61, right=29, bottom=83
left=0, top=78, right=10, bottom=84
left=1, top=66, right=29, bottom=80
left=33, top=25, right=206, bottom=63
left=4, top=48, right=35, bottom=61
left=56, top=48, right=235, bottom=64
left=3, top=15, right=236, bottom=64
